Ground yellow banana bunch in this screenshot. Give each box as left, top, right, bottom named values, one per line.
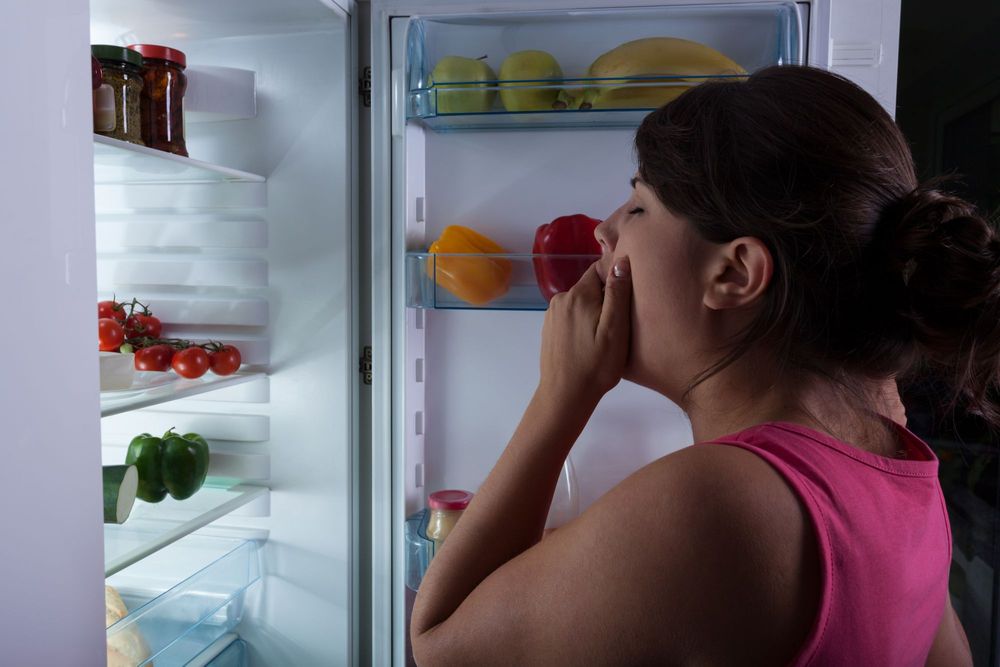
left=576, top=37, right=746, bottom=110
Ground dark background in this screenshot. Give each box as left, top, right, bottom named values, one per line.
left=896, top=1, right=1000, bottom=664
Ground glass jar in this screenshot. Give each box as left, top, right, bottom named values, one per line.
left=425, top=489, right=473, bottom=551
left=91, top=45, right=144, bottom=146
left=127, top=44, right=188, bottom=157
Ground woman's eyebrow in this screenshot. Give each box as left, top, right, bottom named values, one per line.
left=630, top=177, right=639, bottom=189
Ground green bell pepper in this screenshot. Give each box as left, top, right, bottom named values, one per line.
left=125, top=428, right=210, bottom=503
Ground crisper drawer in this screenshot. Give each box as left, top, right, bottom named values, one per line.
left=106, top=535, right=260, bottom=667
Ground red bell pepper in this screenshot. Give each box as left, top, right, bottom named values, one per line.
left=533, top=214, right=603, bottom=301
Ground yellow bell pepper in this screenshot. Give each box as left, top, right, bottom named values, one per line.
left=427, top=225, right=512, bottom=306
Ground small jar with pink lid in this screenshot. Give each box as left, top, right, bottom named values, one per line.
left=425, top=489, right=473, bottom=550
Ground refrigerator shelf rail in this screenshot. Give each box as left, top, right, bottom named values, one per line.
left=101, top=371, right=264, bottom=418
left=406, top=252, right=601, bottom=310
left=94, top=135, right=266, bottom=185
left=405, top=2, right=800, bottom=131
left=104, top=483, right=268, bottom=577
left=106, top=535, right=261, bottom=666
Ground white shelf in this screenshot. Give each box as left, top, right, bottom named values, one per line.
left=93, top=135, right=265, bottom=184
left=104, top=483, right=267, bottom=576
left=100, top=371, right=263, bottom=418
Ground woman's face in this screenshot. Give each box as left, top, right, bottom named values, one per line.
left=594, top=175, right=722, bottom=399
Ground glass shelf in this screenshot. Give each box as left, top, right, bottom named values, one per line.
left=101, top=371, right=263, bottom=418
left=93, top=135, right=265, bottom=184
left=406, top=252, right=600, bottom=310
left=406, top=3, right=800, bottom=131
left=104, top=483, right=267, bottom=576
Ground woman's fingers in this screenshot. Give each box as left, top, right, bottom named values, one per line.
left=598, top=257, right=631, bottom=343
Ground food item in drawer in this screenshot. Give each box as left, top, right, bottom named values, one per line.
left=429, top=56, right=497, bottom=113
left=580, top=37, right=745, bottom=110
left=427, top=226, right=512, bottom=305
left=532, top=214, right=603, bottom=300
left=499, top=50, right=565, bottom=112
left=103, top=465, right=139, bottom=524
left=105, top=585, right=152, bottom=666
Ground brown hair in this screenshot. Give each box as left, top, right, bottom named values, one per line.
left=634, top=65, right=1000, bottom=420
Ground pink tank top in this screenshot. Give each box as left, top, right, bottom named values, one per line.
left=702, top=420, right=952, bottom=666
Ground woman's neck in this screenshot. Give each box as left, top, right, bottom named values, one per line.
left=679, top=356, right=900, bottom=451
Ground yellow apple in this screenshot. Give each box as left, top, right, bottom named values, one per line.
left=429, top=56, right=497, bottom=114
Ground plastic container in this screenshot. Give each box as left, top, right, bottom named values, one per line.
left=106, top=535, right=260, bottom=666
left=407, top=252, right=601, bottom=310
left=426, top=489, right=473, bottom=550
left=127, top=44, right=188, bottom=156
left=404, top=508, right=435, bottom=591
left=92, top=45, right=145, bottom=145
left=405, top=3, right=802, bottom=131
left=100, top=351, right=135, bottom=391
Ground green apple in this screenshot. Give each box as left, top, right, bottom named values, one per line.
left=429, top=56, right=497, bottom=114
left=499, top=50, right=566, bottom=112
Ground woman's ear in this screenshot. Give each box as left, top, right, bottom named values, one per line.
left=702, top=237, right=773, bottom=310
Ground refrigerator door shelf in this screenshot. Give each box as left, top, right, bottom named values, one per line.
left=405, top=2, right=801, bottom=131
left=106, top=536, right=261, bottom=667
left=410, top=75, right=747, bottom=132
left=407, top=252, right=602, bottom=310
left=94, top=135, right=266, bottom=185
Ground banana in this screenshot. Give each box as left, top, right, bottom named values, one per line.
left=578, top=37, right=745, bottom=109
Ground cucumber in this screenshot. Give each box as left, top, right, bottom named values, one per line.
left=103, top=465, right=139, bottom=524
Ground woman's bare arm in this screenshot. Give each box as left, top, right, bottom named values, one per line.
left=926, top=597, right=973, bottom=667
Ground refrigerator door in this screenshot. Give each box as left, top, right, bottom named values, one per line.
left=88, top=0, right=360, bottom=662
left=370, top=1, right=903, bottom=665
left=0, top=0, right=105, bottom=662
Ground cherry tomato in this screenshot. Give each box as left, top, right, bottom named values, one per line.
left=125, top=313, right=162, bottom=339
left=134, top=344, right=175, bottom=372
left=172, top=347, right=210, bottom=379
left=99, top=318, right=125, bottom=351
left=98, top=300, right=126, bottom=323
left=209, top=345, right=242, bottom=376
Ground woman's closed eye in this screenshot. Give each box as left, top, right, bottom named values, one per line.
left=629, top=207, right=644, bottom=215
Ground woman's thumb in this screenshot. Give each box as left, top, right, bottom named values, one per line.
left=598, top=257, right=631, bottom=340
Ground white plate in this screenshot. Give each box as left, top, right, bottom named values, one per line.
left=101, top=371, right=178, bottom=396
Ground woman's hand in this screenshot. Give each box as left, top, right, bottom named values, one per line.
left=539, top=257, right=632, bottom=406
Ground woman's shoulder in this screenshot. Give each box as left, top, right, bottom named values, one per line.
left=585, top=442, right=821, bottom=663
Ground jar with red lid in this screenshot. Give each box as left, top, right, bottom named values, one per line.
left=425, top=489, right=473, bottom=550
left=127, top=44, right=188, bottom=156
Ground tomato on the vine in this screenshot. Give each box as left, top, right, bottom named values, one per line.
left=209, top=345, right=242, bottom=376
left=98, top=300, right=126, bottom=323
left=125, top=313, right=162, bottom=339
left=99, top=318, right=125, bottom=351
left=134, top=344, right=174, bottom=372
left=172, top=347, right=210, bottom=379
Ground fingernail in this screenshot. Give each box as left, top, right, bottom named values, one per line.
left=613, top=258, right=629, bottom=279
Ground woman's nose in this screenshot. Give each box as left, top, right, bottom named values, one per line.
left=594, top=212, right=619, bottom=254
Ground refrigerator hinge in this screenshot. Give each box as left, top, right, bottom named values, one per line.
left=360, top=345, right=373, bottom=385
left=359, top=66, right=371, bottom=108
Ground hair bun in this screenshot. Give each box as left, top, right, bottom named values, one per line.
left=879, top=182, right=1000, bottom=416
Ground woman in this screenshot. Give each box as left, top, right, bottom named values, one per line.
left=411, top=66, right=982, bottom=665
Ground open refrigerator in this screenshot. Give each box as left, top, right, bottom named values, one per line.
left=2, top=0, right=904, bottom=665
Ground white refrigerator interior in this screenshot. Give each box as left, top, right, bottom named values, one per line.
left=368, top=0, right=902, bottom=664
left=22, top=0, right=359, bottom=663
